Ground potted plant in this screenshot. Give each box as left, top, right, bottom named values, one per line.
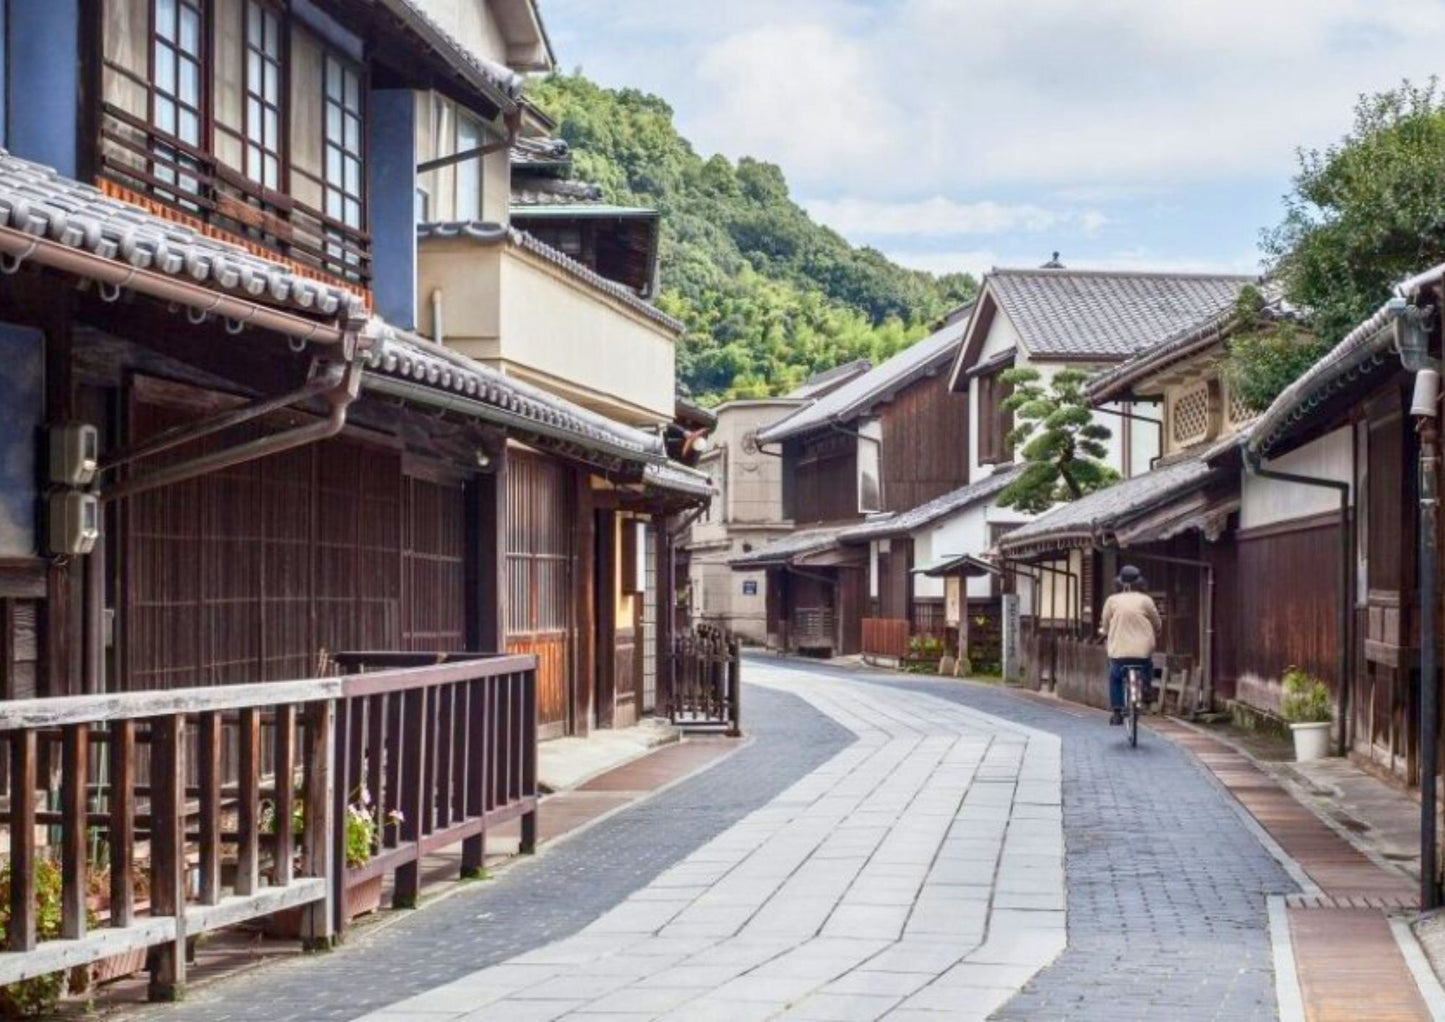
left=261, top=788, right=398, bottom=936
left=0, top=857, right=85, bottom=1015
left=1281, top=667, right=1333, bottom=761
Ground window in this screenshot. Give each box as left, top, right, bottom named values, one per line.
left=977, top=370, right=1014, bottom=465
left=243, top=1, right=282, bottom=189
left=455, top=114, right=483, bottom=219
left=151, top=0, right=204, bottom=201
left=323, top=54, right=363, bottom=230
left=415, top=187, right=430, bottom=223
left=857, top=420, right=882, bottom=513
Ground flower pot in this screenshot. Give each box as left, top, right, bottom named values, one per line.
left=344, top=874, right=384, bottom=922
left=1290, top=721, right=1332, bottom=761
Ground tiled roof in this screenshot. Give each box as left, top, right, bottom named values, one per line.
left=987, top=268, right=1255, bottom=361
left=643, top=460, right=714, bottom=500
left=997, top=457, right=1218, bottom=553
left=840, top=467, right=1023, bottom=543
left=757, top=308, right=972, bottom=443
left=510, top=179, right=606, bottom=207
left=361, top=320, right=664, bottom=461
left=729, top=525, right=854, bottom=568
left=1087, top=284, right=1297, bottom=404
left=417, top=221, right=685, bottom=333
left=0, top=148, right=363, bottom=317
left=786, top=359, right=873, bottom=399
left=384, top=0, right=524, bottom=107
left=511, top=136, right=571, bottom=167
left=511, top=203, right=657, bottom=219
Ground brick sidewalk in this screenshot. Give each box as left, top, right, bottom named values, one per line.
left=1151, top=719, right=1430, bottom=1021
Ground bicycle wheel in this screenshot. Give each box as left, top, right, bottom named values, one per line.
left=1125, top=669, right=1140, bottom=747
left=1128, top=698, right=1140, bottom=747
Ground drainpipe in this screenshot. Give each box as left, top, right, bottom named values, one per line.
left=417, top=110, right=521, bottom=175
left=1391, top=295, right=1442, bottom=910
left=1091, top=403, right=1166, bottom=470
left=828, top=418, right=884, bottom=510
left=1244, top=451, right=1352, bottom=756
left=431, top=288, right=445, bottom=344
left=102, top=359, right=363, bottom=503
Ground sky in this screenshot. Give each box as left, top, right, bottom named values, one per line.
left=542, top=0, right=1445, bottom=282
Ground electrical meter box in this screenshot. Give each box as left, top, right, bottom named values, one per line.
left=49, top=423, right=99, bottom=487
left=48, top=491, right=100, bottom=556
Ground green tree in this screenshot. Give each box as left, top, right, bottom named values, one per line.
left=995, top=368, right=1117, bottom=514
left=1267, top=79, right=1445, bottom=357
left=527, top=74, right=979, bottom=403
left=1218, top=285, right=1325, bottom=413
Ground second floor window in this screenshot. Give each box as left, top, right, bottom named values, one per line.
left=455, top=114, right=483, bottom=220
left=151, top=0, right=203, bottom=200
left=323, top=55, right=363, bottom=231
left=244, top=1, right=282, bottom=189
left=977, top=369, right=1014, bottom=465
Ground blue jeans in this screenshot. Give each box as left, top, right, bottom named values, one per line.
left=1109, top=658, right=1153, bottom=710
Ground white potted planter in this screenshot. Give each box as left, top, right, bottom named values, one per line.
left=1289, top=721, right=1332, bottom=762
left=1281, top=667, right=1333, bottom=762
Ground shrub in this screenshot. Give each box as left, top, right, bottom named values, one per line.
left=1280, top=667, right=1332, bottom=724
left=0, top=858, right=72, bottom=1016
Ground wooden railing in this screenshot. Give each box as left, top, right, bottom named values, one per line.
left=669, top=626, right=741, bottom=735
left=0, top=652, right=536, bottom=1001
left=861, top=618, right=910, bottom=660
left=98, top=102, right=372, bottom=287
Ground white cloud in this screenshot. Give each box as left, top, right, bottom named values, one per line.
left=802, top=197, right=1107, bottom=237
left=885, top=249, right=1002, bottom=279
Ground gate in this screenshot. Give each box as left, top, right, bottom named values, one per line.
left=670, top=624, right=741, bottom=735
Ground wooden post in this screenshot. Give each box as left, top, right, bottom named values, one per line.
left=234, top=708, right=260, bottom=898
left=8, top=729, right=37, bottom=952
left=572, top=472, right=595, bottom=737
left=520, top=670, right=538, bottom=854
left=109, top=719, right=136, bottom=927
left=60, top=723, right=88, bottom=939
left=461, top=677, right=488, bottom=878
left=148, top=714, right=186, bottom=1002
left=303, top=700, right=335, bottom=949
left=655, top=515, right=675, bottom=717
left=727, top=637, right=742, bottom=737
left=393, top=687, right=425, bottom=909
left=274, top=704, right=296, bottom=888
left=197, top=711, right=221, bottom=906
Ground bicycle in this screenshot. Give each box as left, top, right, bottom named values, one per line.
left=1123, top=663, right=1146, bottom=747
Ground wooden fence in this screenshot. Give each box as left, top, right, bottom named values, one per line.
left=861, top=618, right=910, bottom=660
left=669, top=626, right=741, bottom=736
left=0, top=652, right=536, bottom=999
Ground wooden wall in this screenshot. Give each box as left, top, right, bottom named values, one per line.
left=877, top=538, right=913, bottom=621
left=125, top=394, right=471, bottom=692
left=1233, top=517, right=1342, bottom=694
left=880, top=375, right=970, bottom=513
left=790, top=433, right=858, bottom=525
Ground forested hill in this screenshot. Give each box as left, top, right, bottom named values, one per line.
left=528, top=75, right=978, bottom=404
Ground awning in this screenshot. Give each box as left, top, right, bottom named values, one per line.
left=1114, top=492, right=1238, bottom=547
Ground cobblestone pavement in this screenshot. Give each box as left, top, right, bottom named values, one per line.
left=125, top=684, right=852, bottom=1022
left=360, top=660, right=1067, bottom=1022
left=795, top=659, right=1299, bottom=1021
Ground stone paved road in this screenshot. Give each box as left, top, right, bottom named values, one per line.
left=797, top=659, right=1298, bottom=1021
left=361, top=659, right=1067, bottom=1022
left=126, top=684, right=852, bottom=1022
left=129, top=658, right=1298, bottom=1022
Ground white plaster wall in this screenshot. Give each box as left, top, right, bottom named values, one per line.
left=413, top=0, right=508, bottom=64
left=1239, top=427, right=1354, bottom=530
left=926, top=504, right=988, bottom=600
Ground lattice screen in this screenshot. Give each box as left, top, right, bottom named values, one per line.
left=1226, top=382, right=1254, bottom=427
left=1171, top=382, right=1212, bottom=446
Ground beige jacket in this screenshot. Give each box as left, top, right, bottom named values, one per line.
left=1099, top=590, right=1162, bottom=660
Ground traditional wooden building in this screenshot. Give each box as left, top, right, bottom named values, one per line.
left=1229, top=266, right=1445, bottom=784
left=0, top=0, right=707, bottom=998
left=732, top=307, right=974, bottom=656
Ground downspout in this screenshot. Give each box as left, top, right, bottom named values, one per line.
left=828, top=418, right=884, bottom=511
left=431, top=288, right=445, bottom=344
left=102, top=359, right=363, bottom=504
left=1091, top=404, right=1166, bottom=470
left=1391, top=295, right=1441, bottom=910
left=417, top=110, right=521, bottom=175
left=1244, top=450, right=1351, bottom=755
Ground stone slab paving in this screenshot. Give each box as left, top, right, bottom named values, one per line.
left=118, top=684, right=851, bottom=1022
left=356, top=661, right=1067, bottom=1022
left=783, top=660, right=1300, bottom=1022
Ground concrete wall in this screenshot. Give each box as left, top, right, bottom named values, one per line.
left=419, top=239, right=678, bottom=425
left=1239, top=427, right=1353, bottom=530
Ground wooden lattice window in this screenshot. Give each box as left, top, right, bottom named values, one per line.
left=1226, top=381, right=1254, bottom=427
left=151, top=0, right=205, bottom=204
left=1171, top=382, right=1212, bottom=447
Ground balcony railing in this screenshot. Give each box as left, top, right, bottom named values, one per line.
left=98, top=103, right=372, bottom=289
left=0, top=652, right=536, bottom=1000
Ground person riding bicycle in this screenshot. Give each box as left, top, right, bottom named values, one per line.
left=1099, top=565, right=1162, bottom=726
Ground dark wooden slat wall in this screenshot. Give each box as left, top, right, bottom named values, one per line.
left=504, top=450, right=573, bottom=734
left=791, top=433, right=859, bottom=526
left=879, top=376, right=970, bottom=513
left=1233, top=519, right=1343, bottom=692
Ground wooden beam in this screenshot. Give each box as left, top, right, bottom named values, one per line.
left=147, top=714, right=185, bottom=1002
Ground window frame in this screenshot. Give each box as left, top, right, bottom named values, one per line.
left=322, top=48, right=365, bottom=232
left=977, top=369, right=1014, bottom=466
left=241, top=0, right=284, bottom=191
left=148, top=0, right=206, bottom=201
